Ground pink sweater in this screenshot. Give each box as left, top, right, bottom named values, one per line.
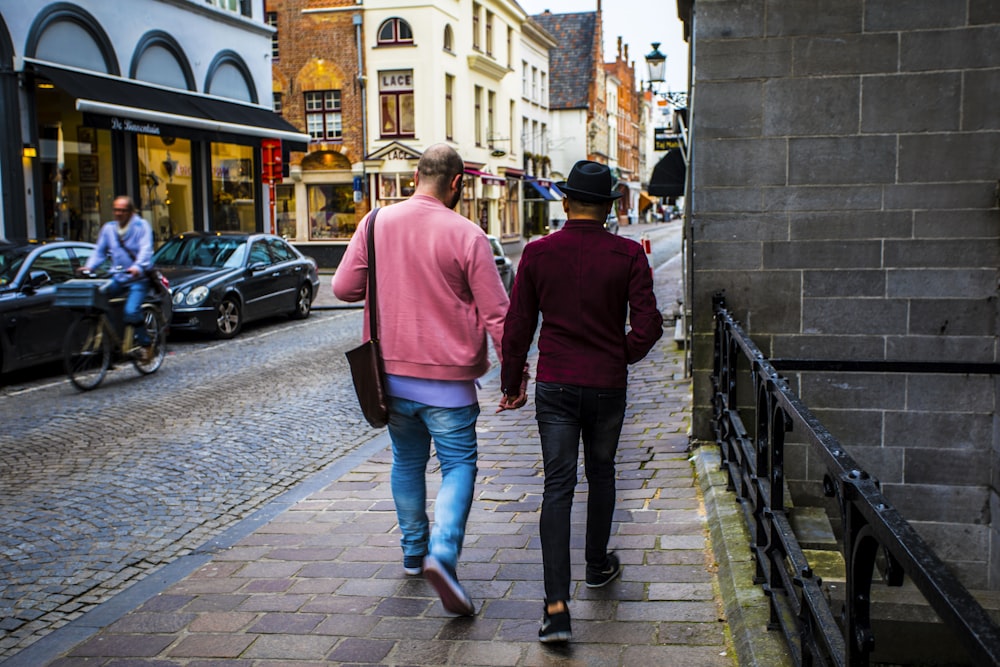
left=332, top=194, right=509, bottom=381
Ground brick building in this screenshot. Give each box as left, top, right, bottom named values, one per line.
left=604, top=36, right=640, bottom=227
left=680, top=0, right=1000, bottom=589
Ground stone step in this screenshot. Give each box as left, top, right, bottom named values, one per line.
left=788, top=506, right=839, bottom=551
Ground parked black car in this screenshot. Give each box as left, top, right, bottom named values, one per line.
left=154, top=232, right=320, bottom=339
left=0, top=240, right=97, bottom=374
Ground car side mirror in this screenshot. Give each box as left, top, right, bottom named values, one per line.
left=247, top=261, right=267, bottom=273
left=25, top=270, right=52, bottom=291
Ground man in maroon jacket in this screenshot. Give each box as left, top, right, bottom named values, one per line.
left=498, top=160, right=663, bottom=643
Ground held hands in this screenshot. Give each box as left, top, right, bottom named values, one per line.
left=496, top=364, right=530, bottom=413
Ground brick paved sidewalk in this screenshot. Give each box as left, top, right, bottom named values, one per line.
left=28, top=333, right=734, bottom=666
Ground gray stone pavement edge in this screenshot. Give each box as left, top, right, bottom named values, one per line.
left=5, top=222, right=791, bottom=666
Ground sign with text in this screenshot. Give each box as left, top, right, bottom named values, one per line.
left=654, top=128, right=681, bottom=151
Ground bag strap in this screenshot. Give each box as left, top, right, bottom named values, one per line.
left=365, top=208, right=381, bottom=342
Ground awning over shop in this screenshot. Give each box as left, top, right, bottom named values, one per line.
left=525, top=179, right=559, bottom=201
left=648, top=148, right=686, bottom=197
left=30, top=62, right=310, bottom=150
left=464, top=168, right=505, bottom=185
left=638, top=191, right=655, bottom=211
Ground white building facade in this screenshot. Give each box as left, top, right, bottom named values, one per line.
left=361, top=0, right=530, bottom=245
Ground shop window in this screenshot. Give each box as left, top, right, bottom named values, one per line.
left=378, top=70, right=414, bottom=139
left=305, top=90, right=342, bottom=141
left=276, top=184, right=296, bottom=239
left=211, top=143, right=257, bottom=232
left=378, top=173, right=415, bottom=208
left=138, top=135, right=193, bottom=242
left=308, top=184, right=355, bottom=239
left=459, top=174, right=475, bottom=222
left=503, top=178, right=518, bottom=238
left=377, top=18, right=413, bottom=45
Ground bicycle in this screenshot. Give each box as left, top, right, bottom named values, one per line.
left=55, top=272, right=168, bottom=390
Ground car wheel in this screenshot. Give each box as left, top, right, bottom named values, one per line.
left=214, top=296, right=243, bottom=339
left=291, top=283, right=312, bottom=319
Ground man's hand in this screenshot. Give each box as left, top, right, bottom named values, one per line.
left=497, top=390, right=527, bottom=412
left=127, top=266, right=142, bottom=277
left=496, top=364, right=530, bottom=413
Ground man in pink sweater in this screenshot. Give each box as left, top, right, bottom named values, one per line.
left=333, top=144, right=524, bottom=616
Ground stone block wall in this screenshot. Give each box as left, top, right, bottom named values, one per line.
left=686, top=0, right=1000, bottom=588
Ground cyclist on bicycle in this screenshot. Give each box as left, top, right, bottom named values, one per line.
left=77, top=195, right=155, bottom=361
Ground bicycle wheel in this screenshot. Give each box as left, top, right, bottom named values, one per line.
left=133, top=304, right=167, bottom=375
left=64, top=314, right=111, bottom=390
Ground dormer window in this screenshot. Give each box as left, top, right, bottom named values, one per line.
left=378, top=18, right=413, bottom=45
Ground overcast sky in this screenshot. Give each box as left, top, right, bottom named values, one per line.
left=517, top=0, right=689, bottom=92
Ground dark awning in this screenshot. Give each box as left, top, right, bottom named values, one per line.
left=525, top=180, right=559, bottom=201
left=648, top=148, right=686, bottom=197
left=30, top=62, right=309, bottom=150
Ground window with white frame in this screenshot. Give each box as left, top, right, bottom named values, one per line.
left=472, top=3, right=481, bottom=51
left=445, top=74, right=454, bottom=141
left=486, top=10, right=494, bottom=56
left=474, top=85, right=483, bottom=146
left=444, top=24, right=453, bottom=52
left=377, top=18, right=413, bottom=45
left=266, top=11, right=279, bottom=61
left=305, top=90, right=342, bottom=141
left=531, top=67, right=538, bottom=102
left=522, top=62, right=529, bottom=98
left=487, top=90, right=496, bottom=148
left=273, top=92, right=283, bottom=114
left=540, top=72, right=547, bottom=106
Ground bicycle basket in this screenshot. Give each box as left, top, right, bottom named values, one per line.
left=54, top=279, right=113, bottom=311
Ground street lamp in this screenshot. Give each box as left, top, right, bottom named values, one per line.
left=645, top=42, right=666, bottom=88
left=645, top=42, right=687, bottom=109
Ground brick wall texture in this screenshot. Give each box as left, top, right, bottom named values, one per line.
left=688, top=0, right=1000, bottom=589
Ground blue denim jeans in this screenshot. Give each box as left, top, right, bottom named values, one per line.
left=106, top=275, right=150, bottom=344
left=535, top=382, right=626, bottom=603
left=387, top=397, right=480, bottom=571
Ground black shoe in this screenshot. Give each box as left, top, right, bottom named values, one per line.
left=423, top=555, right=475, bottom=616
left=585, top=552, right=622, bottom=588
left=403, top=554, right=424, bottom=576
left=539, top=604, right=572, bottom=643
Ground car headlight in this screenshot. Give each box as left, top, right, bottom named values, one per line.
left=185, top=286, right=210, bottom=306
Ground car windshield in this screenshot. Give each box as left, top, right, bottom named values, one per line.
left=153, top=236, right=248, bottom=269
left=0, top=246, right=29, bottom=286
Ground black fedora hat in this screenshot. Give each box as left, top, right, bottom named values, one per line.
left=555, top=160, right=623, bottom=204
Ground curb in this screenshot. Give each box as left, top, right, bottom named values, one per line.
left=694, top=444, right=794, bottom=667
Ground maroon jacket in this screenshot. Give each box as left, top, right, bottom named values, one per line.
left=501, top=220, right=663, bottom=392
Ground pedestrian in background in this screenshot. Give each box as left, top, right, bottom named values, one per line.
left=78, top=195, right=155, bottom=360
left=498, top=160, right=663, bottom=643
left=333, top=143, right=518, bottom=616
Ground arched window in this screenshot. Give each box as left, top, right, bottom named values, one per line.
left=377, top=18, right=413, bottom=45
left=443, top=24, right=454, bottom=52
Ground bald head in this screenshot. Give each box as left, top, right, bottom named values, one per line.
left=415, top=143, right=465, bottom=208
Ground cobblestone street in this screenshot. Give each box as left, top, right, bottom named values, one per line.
left=0, top=306, right=377, bottom=660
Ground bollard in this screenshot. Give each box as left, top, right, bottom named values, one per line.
left=640, top=234, right=654, bottom=279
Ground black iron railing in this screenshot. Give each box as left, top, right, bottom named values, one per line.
left=710, top=293, right=1000, bottom=667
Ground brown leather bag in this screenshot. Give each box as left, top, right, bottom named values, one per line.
left=345, top=209, right=389, bottom=428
